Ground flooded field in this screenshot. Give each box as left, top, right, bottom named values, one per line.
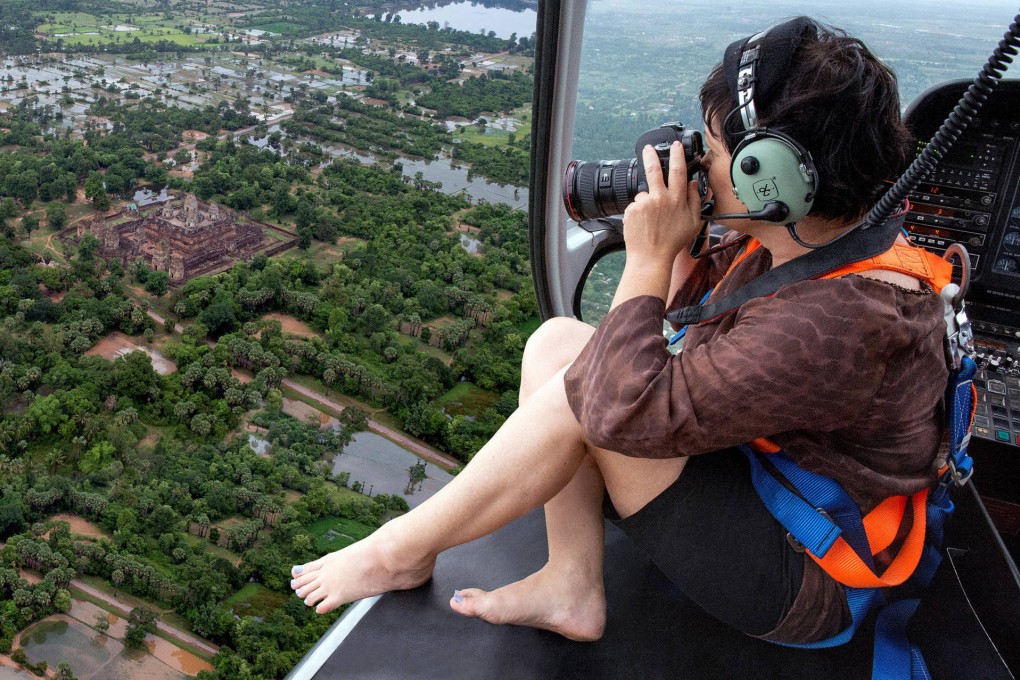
left=332, top=432, right=453, bottom=508
left=19, top=607, right=212, bottom=678
left=19, top=617, right=126, bottom=679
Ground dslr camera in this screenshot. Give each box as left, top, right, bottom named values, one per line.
left=562, top=122, right=704, bottom=223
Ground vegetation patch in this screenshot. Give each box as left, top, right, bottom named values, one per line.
left=306, top=516, right=375, bottom=553
left=434, top=382, right=499, bottom=419
left=224, top=583, right=290, bottom=620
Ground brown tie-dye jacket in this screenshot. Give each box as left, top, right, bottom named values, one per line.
left=563, top=238, right=948, bottom=642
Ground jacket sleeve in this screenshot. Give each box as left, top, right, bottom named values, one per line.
left=562, top=279, right=906, bottom=458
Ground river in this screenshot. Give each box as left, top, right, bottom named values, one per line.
left=371, top=1, right=537, bottom=40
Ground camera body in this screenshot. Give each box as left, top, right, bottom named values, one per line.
left=562, top=123, right=704, bottom=223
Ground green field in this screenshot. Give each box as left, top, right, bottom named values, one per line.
left=225, top=583, right=290, bottom=619
left=514, top=315, right=542, bottom=336
left=36, top=11, right=220, bottom=48
left=306, top=516, right=375, bottom=553
left=434, top=381, right=498, bottom=418
left=450, top=105, right=531, bottom=148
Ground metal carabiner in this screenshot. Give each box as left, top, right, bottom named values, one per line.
left=942, top=242, right=971, bottom=307
left=940, top=244, right=975, bottom=369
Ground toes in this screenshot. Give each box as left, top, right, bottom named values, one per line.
left=316, top=594, right=341, bottom=615
left=449, top=588, right=488, bottom=618
left=292, top=558, right=324, bottom=578
left=291, top=572, right=318, bottom=591
left=304, top=585, right=327, bottom=608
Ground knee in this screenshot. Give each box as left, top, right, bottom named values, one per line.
left=522, top=317, right=594, bottom=377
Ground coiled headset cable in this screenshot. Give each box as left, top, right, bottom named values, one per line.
left=864, top=12, right=1020, bottom=229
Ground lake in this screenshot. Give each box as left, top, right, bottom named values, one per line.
left=249, top=124, right=528, bottom=209
left=373, top=2, right=537, bottom=40
left=331, top=432, right=453, bottom=509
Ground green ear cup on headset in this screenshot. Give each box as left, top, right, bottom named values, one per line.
left=730, top=131, right=817, bottom=223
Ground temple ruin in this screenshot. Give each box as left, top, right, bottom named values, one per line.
left=68, top=195, right=295, bottom=285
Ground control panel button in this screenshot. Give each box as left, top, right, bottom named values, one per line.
left=996, top=429, right=1011, bottom=442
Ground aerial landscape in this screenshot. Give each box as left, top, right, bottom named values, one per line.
left=0, top=0, right=537, bottom=677
left=0, top=0, right=1015, bottom=677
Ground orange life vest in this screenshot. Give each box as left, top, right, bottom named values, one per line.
left=734, top=237, right=953, bottom=589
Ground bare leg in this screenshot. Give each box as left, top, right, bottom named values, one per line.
left=290, top=352, right=593, bottom=614
left=290, top=318, right=686, bottom=638
left=447, top=318, right=685, bottom=639
left=448, top=319, right=607, bottom=640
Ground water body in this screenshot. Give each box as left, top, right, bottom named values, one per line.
left=19, top=618, right=125, bottom=679
left=253, top=125, right=528, bottom=208
left=331, top=432, right=453, bottom=509
left=248, top=433, right=271, bottom=455
left=322, top=145, right=527, bottom=208
left=132, top=187, right=175, bottom=206
left=461, top=234, right=482, bottom=254
left=377, top=2, right=537, bottom=40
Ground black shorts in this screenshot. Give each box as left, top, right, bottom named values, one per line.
left=605, top=447, right=804, bottom=637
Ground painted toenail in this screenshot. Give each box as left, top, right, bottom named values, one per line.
left=295, top=589, right=303, bottom=597
left=292, top=565, right=304, bottom=575
left=453, top=590, right=463, bottom=603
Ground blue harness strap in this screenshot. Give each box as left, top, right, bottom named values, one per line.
left=740, top=354, right=977, bottom=675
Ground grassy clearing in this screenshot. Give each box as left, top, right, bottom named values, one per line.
left=452, top=122, right=511, bottom=147
left=515, top=315, right=542, bottom=336
left=224, top=583, right=290, bottom=619
left=182, top=533, right=241, bottom=565
left=433, top=381, right=498, bottom=418
left=36, top=11, right=218, bottom=48
left=305, top=516, right=375, bottom=553
left=280, top=382, right=347, bottom=420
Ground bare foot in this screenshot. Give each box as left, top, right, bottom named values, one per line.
left=448, top=563, right=606, bottom=641
left=290, top=524, right=435, bottom=614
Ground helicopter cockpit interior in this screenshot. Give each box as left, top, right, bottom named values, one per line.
left=284, top=3, right=1020, bottom=678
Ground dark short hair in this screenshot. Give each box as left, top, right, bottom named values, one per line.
left=700, top=22, right=910, bottom=220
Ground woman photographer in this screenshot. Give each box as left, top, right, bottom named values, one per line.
left=289, top=18, right=947, bottom=644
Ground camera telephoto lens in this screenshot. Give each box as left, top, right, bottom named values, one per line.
left=562, top=123, right=703, bottom=223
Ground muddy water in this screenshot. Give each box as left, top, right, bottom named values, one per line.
left=0, top=664, right=34, bottom=679
left=331, top=432, right=453, bottom=508
left=68, top=599, right=128, bottom=639
left=101, top=647, right=188, bottom=680
left=145, top=637, right=214, bottom=676
left=21, top=609, right=211, bottom=678
left=20, top=617, right=123, bottom=679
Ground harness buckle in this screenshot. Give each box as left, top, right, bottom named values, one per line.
left=787, top=532, right=806, bottom=553
left=946, top=458, right=974, bottom=488
left=785, top=508, right=835, bottom=554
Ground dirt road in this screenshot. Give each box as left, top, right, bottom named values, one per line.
left=70, top=579, right=219, bottom=657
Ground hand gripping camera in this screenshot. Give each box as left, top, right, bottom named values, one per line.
left=562, top=123, right=704, bottom=223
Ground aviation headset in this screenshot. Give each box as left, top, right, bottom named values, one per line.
left=721, top=17, right=820, bottom=224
